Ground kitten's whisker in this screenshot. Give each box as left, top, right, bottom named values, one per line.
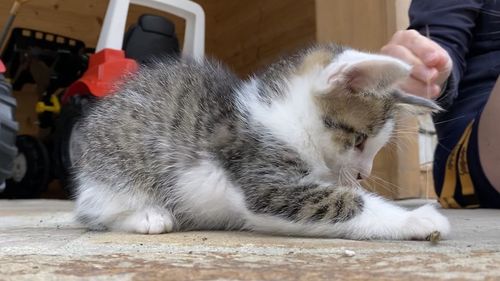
left=433, top=115, right=467, bottom=125
left=385, top=140, right=405, bottom=154
left=389, top=134, right=416, bottom=152
left=364, top=181, right=397, bottom=196
left=362, top=177, right=395, bottom=195
left=338, top=168, right=343, bottom=186
left=393, top=139, right=415, bottom=152
left=393, top=129, right=419, bottom=133
left=425, top=24, right=432, bottom=100
left=339, top=167, right=347, bottom=186
left=394, top=124, right=420, bottom=129
left=370, top=177, right=403, bottom=193
left=393, top=130, right=418, bottom=136
left=390, top=132, right=420, bottom=138
left=395, top=124, right=422, bottom=128
left=390, top=135, right=416, bottom=146
left=343, top=167, right=361, bottom=188
left=391, top=132, right=419, bottom=136
left=365, top=174, right=404, bottom=193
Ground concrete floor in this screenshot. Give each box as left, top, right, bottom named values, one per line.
left=0, top=199, right=499, bottom=281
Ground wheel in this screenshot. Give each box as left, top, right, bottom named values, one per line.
left=52, top=95, right=91, bottom=194
left=3, top=135, right=50, bottom=198
left=0, top=73, right=18, bottom=190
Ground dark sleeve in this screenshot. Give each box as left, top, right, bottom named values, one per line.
left=408, top=0, right=484, bottom=108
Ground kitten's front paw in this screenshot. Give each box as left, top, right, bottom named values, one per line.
left=121, top=208, right=174, bottom=234
left=404, top=204, right=450, bottom=240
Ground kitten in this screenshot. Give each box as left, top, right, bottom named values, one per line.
left=74, top=44, right=450, bottom=240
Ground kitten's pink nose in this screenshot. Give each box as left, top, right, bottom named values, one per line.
left=357, top=173, right=363, bottom=180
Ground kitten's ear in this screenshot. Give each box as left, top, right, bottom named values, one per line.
left=392, top=90, right=443, bottom=115
left=315, top=50, right=411, bottom=95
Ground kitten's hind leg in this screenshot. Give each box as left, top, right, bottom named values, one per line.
left=74, top=178, right=175, bottom=234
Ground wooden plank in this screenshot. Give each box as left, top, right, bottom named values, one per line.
left=200, top=0, right=316, bottom=76
left=316, top=0, right=388, bottom=51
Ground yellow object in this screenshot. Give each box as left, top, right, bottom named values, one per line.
left=35, top=94, right=61, bottom=114
left=439, top=121, right=480, bottom=209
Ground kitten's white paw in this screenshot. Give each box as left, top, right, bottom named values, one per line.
left=404, top=204, right=450, bottom=240
left=120, top=208, right=174, bottom=234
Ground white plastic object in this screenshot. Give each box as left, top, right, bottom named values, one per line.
left=96, top=0, right=205, bottom=59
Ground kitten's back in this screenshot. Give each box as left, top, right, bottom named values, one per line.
left=76, top=57, right=241, bottom=189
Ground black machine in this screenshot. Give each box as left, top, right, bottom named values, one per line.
left=0, top=14, right=180, bottom=198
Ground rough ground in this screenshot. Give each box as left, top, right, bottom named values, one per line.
left=0, top=199, right=499, bottom=280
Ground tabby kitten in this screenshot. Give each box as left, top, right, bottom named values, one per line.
left=74, top=44, right=450, bottom=240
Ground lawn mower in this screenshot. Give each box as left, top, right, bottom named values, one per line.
left=1, top=27, right=88, bottom=198
left=0, top=0, right=205, bottom=198
left=0, top=59, right=18, bottom=193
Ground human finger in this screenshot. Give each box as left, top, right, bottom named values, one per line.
left=391, top=30, right=450, bottom=69
left=380, top=43, right=421, bottom=66
left=410, top=64, right=439, bottom=84
left=398, top=77, right=441, bottom=99
left=381, top=43, right=439, bottom=83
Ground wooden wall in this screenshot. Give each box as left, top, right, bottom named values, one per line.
left=0, top=1, right=188, bottom=56
left=1, top=0, right=426, bottom=199
left=316, top=0, right=410, bottom=51
left=199, top=0, right=316, bottom=76
left=0, top=0, right=316, bottom=76
left=0, top=0, right=315, bottom=135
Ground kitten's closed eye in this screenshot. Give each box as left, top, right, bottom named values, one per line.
left=323, top=116, right=368, bottom=151
left=322, top=117, right=355, bottom=133
left=354, top=134, right=367, bottom=151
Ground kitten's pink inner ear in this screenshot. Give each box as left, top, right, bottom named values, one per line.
left=344, top=65, right=372, bottom=92
left=332, top=59, right=410, bottom=93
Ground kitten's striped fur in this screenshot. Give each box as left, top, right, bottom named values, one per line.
left=74, top=44, right=449, bottom=239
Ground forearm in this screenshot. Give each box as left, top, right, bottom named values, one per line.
left=478, top=76, right=500, bottom=192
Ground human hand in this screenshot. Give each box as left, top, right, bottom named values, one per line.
left=381, top=30, right=452, bottom=99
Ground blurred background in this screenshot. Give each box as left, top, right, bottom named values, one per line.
left=0, top=0, right=436, bottom=200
